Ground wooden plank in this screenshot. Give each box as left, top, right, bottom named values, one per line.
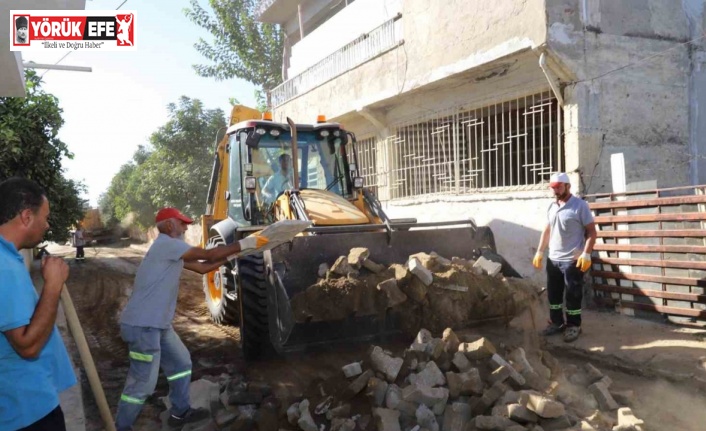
left=597, top=229, right=706, bottom=238
left=592, top=270, right=706, bottom=287
left=593, top=212, right=706, bottom=224
left=589, top=195, right=706, bottom=210
left=593, top=244, right=706, bottom=254
left=593, top=283, right=706, bottom=303
left=617, top=301, right=706, bottom=319
left=594, top=257, right=706, bottom=270
left=587, top=184, right=706, bottom=200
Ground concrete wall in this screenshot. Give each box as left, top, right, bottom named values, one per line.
left=274, top=0, right=547, bottom=122
left=546, top=0, right=703, bottom=193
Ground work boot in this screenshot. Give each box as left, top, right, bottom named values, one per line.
left=167, top=407, right=210, bottom=427
left=563, top=326, right=581, bottom=343
left=540, top=322, right=564, bottom=336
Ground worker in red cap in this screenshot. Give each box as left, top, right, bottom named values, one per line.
left=532, top=173, right=597, bottom=343
left=115, top=207, right=267, bottom=430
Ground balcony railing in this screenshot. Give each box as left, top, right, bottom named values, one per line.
left=271, top=15, right=403, bottom=107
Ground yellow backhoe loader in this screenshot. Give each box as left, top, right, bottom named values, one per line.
left=201, top=106, right=516, bottom=359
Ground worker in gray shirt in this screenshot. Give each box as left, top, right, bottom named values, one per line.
left=115, top=207, right=267, bottom=430
left=532, top=173, right=597, bottom=343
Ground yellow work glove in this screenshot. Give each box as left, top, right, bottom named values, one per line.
left=532, top=251, right=544, bottom=269
left=576, top=252, right=592, bottom=272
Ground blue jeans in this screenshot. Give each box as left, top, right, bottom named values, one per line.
left=115, top=325, right=192, bottom=431
left=546, top=259, right=584, bottom=327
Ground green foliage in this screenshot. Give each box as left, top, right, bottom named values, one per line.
left=0, top=71, right=86, bottom=242
left=184, top=0, right=284, bottom=94
left=101, top=97, right=226, bottom=229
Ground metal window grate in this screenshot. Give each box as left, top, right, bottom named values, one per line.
left=350, top=91, right=564, bottom=201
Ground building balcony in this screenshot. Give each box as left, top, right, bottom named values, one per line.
left=271, top=14, right=403, bottom=107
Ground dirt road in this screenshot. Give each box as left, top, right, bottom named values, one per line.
left=45, top=243, right=706, bottom=431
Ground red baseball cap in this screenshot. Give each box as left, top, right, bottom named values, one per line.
left=155, top=207, right=193, bottom=224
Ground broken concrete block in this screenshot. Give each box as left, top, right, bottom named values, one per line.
left=377, top=278, right=408, bottom=308
left=342, top=369, right=374, bottom=399
left=595, top=375, right=613, bottom=389
left=408, top=257, right=433, bottom=286
left=415, top=404, right=439, bottom=431
left=362, top=258, right=386, bottom=274
left=442, top=402, right=471, bottom=431
left=442, top=328, right=460, bottom=353
left=610, top=390, right=635, bottom=406
left=366, top=377, right=389, bottom=407
left=508, top=347, right=535, bottom=375
left=331, top=256, right=358, bottom=276
left=342, top=362, right=363, bottom=378
left=214, top=409, right=238, bottom=428
left=473, top=256, right=502, bottom=276
left=348, top=247, right=370, bottom=267
left=474, top=415, right=517, bottom=430
left=403, top=276, right=429, bottom=303
left=373, top=408, right=402, bottom=431
left=402, top=382, right=449, bottom=409
left=409, top=361, right=446, bottom=387
left=331, top=417, right=356, bottom=431
left=429, top=339, right=446, bottom=360
left=318, top=263, right=329, bottom=278
left=490, top=354, right=526, bottom=386
left=588, top=411, right=617, bottom=429
left=452, top=352, right=472, bottom=372
left=497, top=391, right=521, bottom=406
left=370, top=346, right=404, bottom=382
left=415, top=329, right=433, bottom=345
left=580, top=421, right=598, bottom=431
left=507, top=403, right=540, bottom=424
left=588, top=381, right=619, bottom=411
left=297, top=399, right=318, bottom=431
left=446, top=369, right=484, bottom=398
left=521, top=393, right=565, bottom=418
left=430, top=251, right=452, bottom=266
left=506, top=426, right=528, bottom=431
left=326, top=404, right=351, bottom=420
left=584, top=363, right=604, bottom=384
left=390, top=263, right=411, bottom=283
left=617, top=407, right=644, bottom=428
left=539, top=415, right=572, bottom=431
left=460, top=338, right=497, bottom=360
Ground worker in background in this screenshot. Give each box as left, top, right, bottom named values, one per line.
left=72, top=225, right=86, bottom=262
left=115, top=207, right=268, bottom=430
left=532, top=172, right=597, bottom=343
left=262, top=153, right=294, bottom=203
left=0, top=177, right=76, bottom=431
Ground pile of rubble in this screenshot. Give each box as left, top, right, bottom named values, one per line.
left=171, top=329, right=645, bottom=431
left=290, top=248, right=537, bottom=334
left=284, top=328, right=645, bottom=431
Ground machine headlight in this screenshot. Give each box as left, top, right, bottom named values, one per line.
left=353, top=177, right=364, bottom=189
left=245, top=176, right=257, bottom=191
left=320, top=130, right=330, bottom=137
left=270, top=129, right=281, bottom=137
left=255, top=128, right=267, bottom=135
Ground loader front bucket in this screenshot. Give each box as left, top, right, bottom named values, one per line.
left=261, top=222, right=503, bottom=353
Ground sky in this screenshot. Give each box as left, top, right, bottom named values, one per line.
left=23, top=0, right=257, bottom=206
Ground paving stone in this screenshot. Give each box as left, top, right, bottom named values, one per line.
left=610, top=390, right=636, bottom=406
left=373, top=408, right=402, bottom=431
left=480, top=381, right=509, bottom=410
left=474, top=415, right=518, bottom=430
left=617, top=407, right=644, bottom=428
left=362, top=258, right=386, bottom=274
left=442, top=402, right=472, bottom=431
left=318, top=263, right=329, bottom=278
left=331, top=255, right=358, bottom=276
left=452, top=352, right=473, bottom=372
left=348, top=247, right=370, bottom=267
left=342, top=361, right=363, bottom=378
left=489, top=365, right=512, bottom=384
left=342, top=369, right=374, bottom=399
left=385, top=384, right=403, bottom=409
left=297, top=399, right=318, bottom=431
left=408, top=257, right=433, bottom=286
left=460, top=338, right=497, bottom=360
left=584, top=363, right=604, bottom=384
left=489, top=354, right=526, bottom=386
left=588, top=381, right=619, bottom=411
left=473, top=256, right=502, bottom=276
left=377, top=278, right=408, bottom=308
left=442, top=328, right=461, bottom=353
left=287, top=402, right=300, bottom=425
left=539, top=415, right=572, bottom=431
left=326, top=404, right=351, bottom=420
left=370, top=347, right=404, bottom=382
left=410, top=360, right=446, bottom=387
left=331, top=417, right=357, bottom=431
left=520, top=393, right=565, bottom=418
left=507, top=403, right=540, bottom=424
left=416, top=404, right=439, bottom=431
left=366, top=377, right=389, bottom=407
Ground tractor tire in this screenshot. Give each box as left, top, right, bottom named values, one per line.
left=203, top=233, right=239, bottom=325
left=237, top=253, right=274, bottom=361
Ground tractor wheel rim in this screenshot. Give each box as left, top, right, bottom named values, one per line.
left=207, top=270, right=223, bottom=305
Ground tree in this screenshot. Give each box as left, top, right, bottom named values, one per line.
left=184, top=0, right=284, bottom=104
left=101, top=97, right=226, bottom=229
left=0, top=70, right=86, bottom=242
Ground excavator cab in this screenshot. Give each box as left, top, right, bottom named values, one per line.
left=202, top=107, right=506, bottom=360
